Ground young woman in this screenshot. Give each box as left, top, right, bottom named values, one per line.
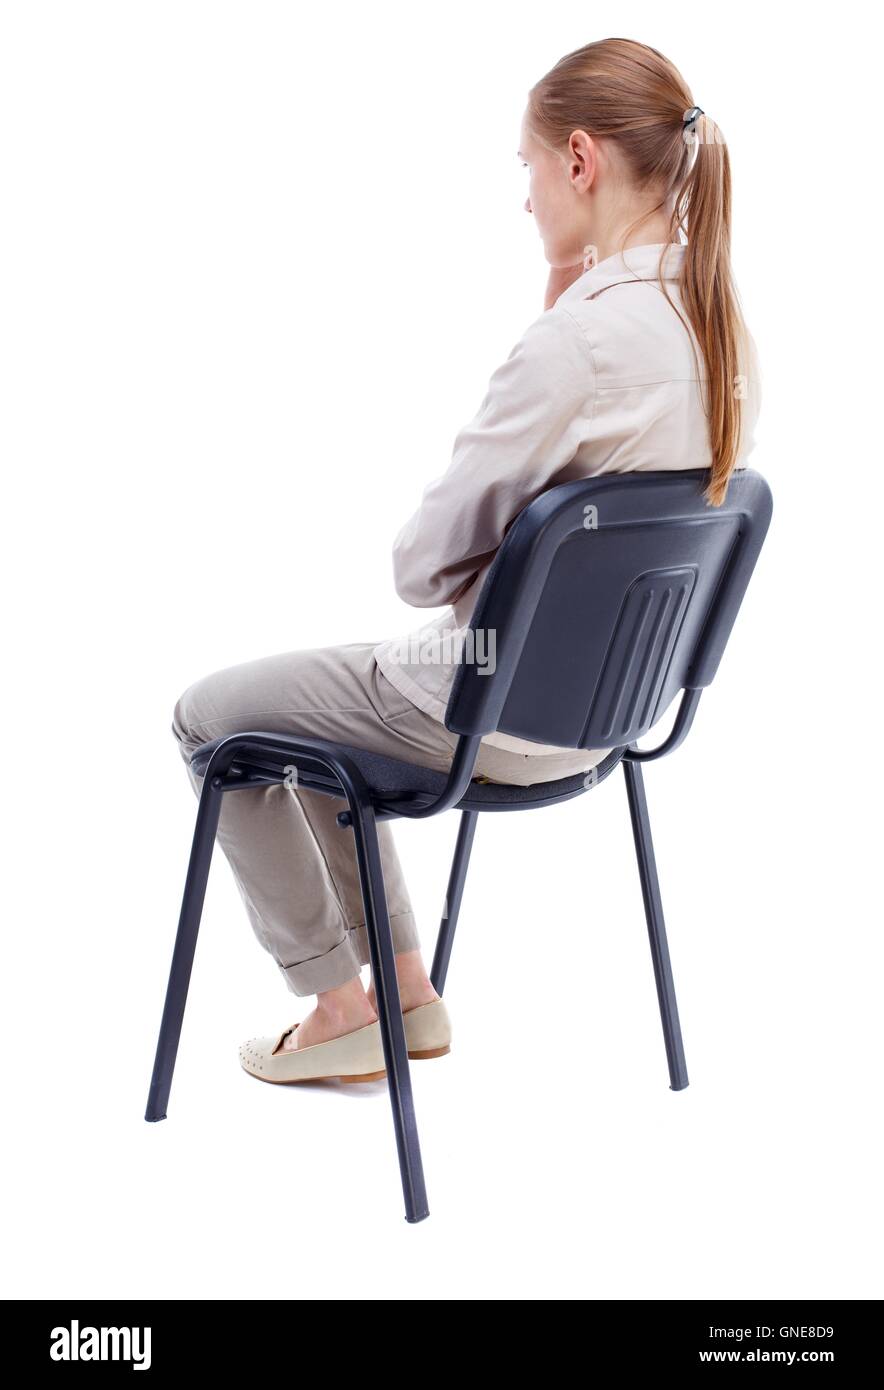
left=172, top=36, right=761, bottom=1084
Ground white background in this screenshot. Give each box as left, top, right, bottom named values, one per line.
left=2, top=0, right=881, bottom=1300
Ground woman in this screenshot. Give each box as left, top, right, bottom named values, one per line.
left=172, top=36, right=761, bottom=1083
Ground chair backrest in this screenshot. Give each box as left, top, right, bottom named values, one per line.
left=444, top=467, right=773, bottom=749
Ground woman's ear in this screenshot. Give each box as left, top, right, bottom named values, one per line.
left=567, top=129, right=598, bottom=193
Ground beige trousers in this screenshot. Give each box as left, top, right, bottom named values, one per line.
left=172, top=641, right=601, bottom=997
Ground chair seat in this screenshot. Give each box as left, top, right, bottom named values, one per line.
left=189, top=733, right=625, bottom=814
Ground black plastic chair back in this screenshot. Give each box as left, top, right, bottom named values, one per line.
left=445, top=468, right=773, bottom=749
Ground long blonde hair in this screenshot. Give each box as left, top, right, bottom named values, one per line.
left=528, top=37, right=747, bottom=505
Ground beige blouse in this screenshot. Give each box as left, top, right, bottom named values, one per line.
left=373, top=241, right=762, bottom=755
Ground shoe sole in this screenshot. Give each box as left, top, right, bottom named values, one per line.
left=241, top=1043, right=451, bottom=1085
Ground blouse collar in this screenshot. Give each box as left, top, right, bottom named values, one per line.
left=558, top=241, right=686, bottom=305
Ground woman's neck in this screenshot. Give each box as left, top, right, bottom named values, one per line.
left=591, top=210, right=675, bottom=265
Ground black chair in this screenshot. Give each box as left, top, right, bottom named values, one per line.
left=146, top=467, right=773, bottom=1224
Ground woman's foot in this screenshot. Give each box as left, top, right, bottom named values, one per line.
left=282, top=977, right=378, bottom=1052
left=279, top=951, right=440, bottom=1053
left=365, top=948, right=440, bottom=1015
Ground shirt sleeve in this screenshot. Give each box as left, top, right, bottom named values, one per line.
left=389, top=304, right=597, bottom=608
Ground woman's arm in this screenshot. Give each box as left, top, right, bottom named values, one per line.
left=389, top=305, right=597, bottom=609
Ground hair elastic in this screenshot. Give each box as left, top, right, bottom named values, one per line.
left=683, top=106, right=704, bottom=132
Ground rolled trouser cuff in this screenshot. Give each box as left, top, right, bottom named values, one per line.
left=278, top=910, right=421, bottom=995
left=348, top=910, right=421, bottom=967
left=278, top=931, right=367, bottom=997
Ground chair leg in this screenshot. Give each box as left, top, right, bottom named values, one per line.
left=622, top=760, right=689, bottom=1092
left=430, top=809, right=478, bottom=995
left=145, top=774, right=224, bottom=1122
left=347, top=798, right=430, bottom=1223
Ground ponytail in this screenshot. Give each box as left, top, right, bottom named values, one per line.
left=672, top=114, right=745, bottom=505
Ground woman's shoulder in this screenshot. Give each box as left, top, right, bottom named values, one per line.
left=561, top=281, right=703, bottom=387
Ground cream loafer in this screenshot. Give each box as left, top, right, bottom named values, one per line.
left=239, top=1017, right=386, bottom=1084
left=238, top=997, right=452, bottom=1085
left=401, top=997, right=451, bottom=1059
